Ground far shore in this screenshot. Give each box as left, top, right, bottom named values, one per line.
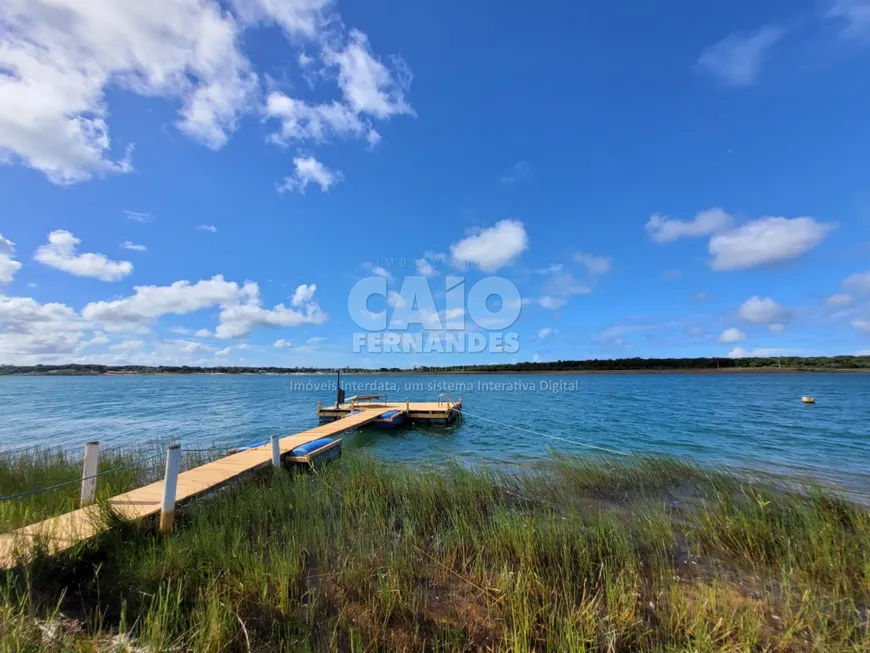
left=4, top=366, right=870, bottom=377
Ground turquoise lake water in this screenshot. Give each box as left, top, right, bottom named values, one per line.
left=1, top=373, right=868, bottom=499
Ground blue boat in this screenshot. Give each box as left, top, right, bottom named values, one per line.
left=375, top=409, right=406, bottom=429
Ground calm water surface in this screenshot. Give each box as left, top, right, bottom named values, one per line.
left=1, top=373, right=868, bottom=499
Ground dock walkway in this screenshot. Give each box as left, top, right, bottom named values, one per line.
left=0, top=408, right=384, bottom=569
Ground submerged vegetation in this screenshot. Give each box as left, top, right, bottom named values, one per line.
left=1, top=449, right=868, bottom=651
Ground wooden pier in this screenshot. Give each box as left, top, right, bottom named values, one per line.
left=0, top=408, right=385, bottom=569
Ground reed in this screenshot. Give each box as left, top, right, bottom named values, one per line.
left=1, top=448, right=867, bottom=651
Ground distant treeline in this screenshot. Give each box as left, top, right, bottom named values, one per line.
left=1, top=356, right=869, bottom=376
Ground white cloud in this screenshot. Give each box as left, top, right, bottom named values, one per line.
left=110, top=339, right=144, bottom=351
left=0, top=234, right=22, bottom=284
left=216, top=301, right=326, bottom=338
left=229, top=0, right=328, bottom=38
left=501, top=161, right=531, bottom=184
left=852, top=318, right=870, bottom=334
left=693, top=291, right=710, bottom=303
left=827, top=293, right=853, bottom=307
left=718, top=327, right=747, bottom=344
left=124, top=211, right=154, bottom=223
left=0, top=0, right=256, bottom=184
left=536, top=268, right=592, bottom=310
left=697, top=27, right=784, bottom=86
left=194, top=329, right=212, bottom=338
left=83, top=275, right=250, bottom=327
left=306, top=336, right=326, bottom=345
left=274, top=338, right=293, bottom=348
left=843, top=271, right=870, bottom=293
left=121, top=241, right=147, bottom=252
left=574, top=252, right=612, bottom=275
left=371, top=266, right=393, bottom=281
left=291, top=283, right=317, bottom=307
left=215, top=283, right=326, bottom=338
left=729, top=346, right=796, bottom=359
left=0, top=294, right=85, bottom=363
left=34, top=230, right=133, bottom=281
left=265, top=93, right=367, bottom=145
left=197, top=224, right=218, bottom=233
left=279, top=156, right=342, bottom=193
left=216, top=347, right=233, bottom=356
left=537, top=327, right=555, bottom=340
left=828, top=0, right=870, bottom=40
left=738, top=296, right=787, bottom=324
left=646, top=208, right=733, bottom=243
left=686, top=326, right=706, bottom=337
left=709, top=217, right=834, bottom=271
left=450, top=219, right=528, bottom=271
left=324, top=29, right=413, bottom=120
left=86, top=331, right=110, bottom=346
left=415, top=259, right=437, bottom=277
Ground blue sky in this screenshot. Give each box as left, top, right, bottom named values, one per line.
left=1, top=0, right=870, bottom=368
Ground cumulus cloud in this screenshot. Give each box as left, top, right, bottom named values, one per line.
left=121, top=241, right=147, bottom=252
left=0, top=0, right=412, bottom=188
left=709, top=217, right=834, bottom=271
left=265, top=93, right=367, bottom=145
left=279, top=156, right=342, bottom=193
left=738, top=296, right=787, bottom=324
left=843, top=271, right=870, bottom=293
left=450, top=219, right=528, bottom=271
left=80, top=274, right=327, bottom=338
left=537, top=327, right=555, bottom=340
left=697, top=27, right=784, bottom=86
left=574, top=252, right=612, bottom=276
left=852, top=318, right=870, bottom=334
left=0, top=294, right=85, bottom=363
left=718, top=327, right=747, bottom=344
left=0, top=0, right=257, bottom=184
left=82, top=275, right=252, bottom=327
left=110, top=339, right=144, bottom=351
left=291, top=283, right=317, bottom=307
left=34, top=230, right=133, bottom=281
left=274, top=338, right=293, bottom=348
left=827, top=293, right=853, bottom=307
left=536, top=268, right=592, bottom=310
left=215, top=282, right=326, bottom=338
left=323, top=29, right=413, bottom=120
left=645, top=208, right=733, bottom=243
left=0, top=235, right=22, bottom=284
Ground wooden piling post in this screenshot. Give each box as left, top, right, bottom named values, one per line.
left=159, top=444, right=181, bottom=534
left=80, top=441, right=100, bottom=507
left=270, top=435, right=281, bottom=468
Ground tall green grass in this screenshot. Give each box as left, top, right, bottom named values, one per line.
left=0, top=446, right=221, bottom=533
left=1, top=449, right=868, bottom=651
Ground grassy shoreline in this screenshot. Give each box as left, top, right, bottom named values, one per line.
left=1, top=449, right=868, bottom=651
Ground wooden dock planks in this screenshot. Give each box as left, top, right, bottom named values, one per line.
left=0, top=408, right=384, bottom=569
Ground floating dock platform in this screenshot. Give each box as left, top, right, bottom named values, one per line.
left=317, top=394, right=462, bottom=427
